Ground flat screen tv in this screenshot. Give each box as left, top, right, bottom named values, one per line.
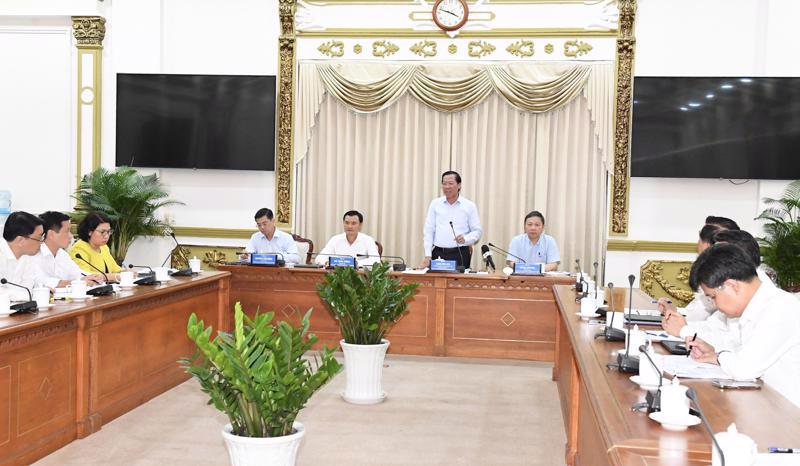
left=116, top=73, right=276, bottom=171
left=631, top=77, right=800, bottom=180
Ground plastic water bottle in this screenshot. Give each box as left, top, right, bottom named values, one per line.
left=0, top=191, right=10, bottom=232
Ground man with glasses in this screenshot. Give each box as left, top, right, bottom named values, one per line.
left=1, top=211, right=44, bottom=300
left=34, top=211, right=104, bottom=288
left=241, top=208, right=300, bottom=264
left=685, top=243, right=800, bottom=407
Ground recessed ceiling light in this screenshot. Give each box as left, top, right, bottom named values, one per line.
left=680, top=107, right=689, bottom=111
left=633, top=100, right=639, bottom=104
left=688, top=102, right=701, bottom=107
left=739, top=78, right=752, bottom=83
left=721, top=84, right=734, bottom=89
left=706, top=94, right=715, bottom=99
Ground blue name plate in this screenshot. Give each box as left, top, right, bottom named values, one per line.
left=430, top=259, right=457, bottom=272
left=514, top=263, right=543, bottom=275
left=251, top=253, right=278, bottom=266
left=329, top=256, right=356, bottom=268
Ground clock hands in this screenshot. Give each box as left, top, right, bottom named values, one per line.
left=439, top=8, right=459, bottom=18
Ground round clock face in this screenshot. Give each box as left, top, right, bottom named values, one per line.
left=433, top=0, right=468, bottom=32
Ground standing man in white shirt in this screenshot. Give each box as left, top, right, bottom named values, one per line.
left=315, top=210, right=380, bottom=267
left=243, top=208, right=300, bottom=264
left=686, top=243, right=800, bottom=408
left=1, top=211, right=44, bottom=300
left=422, top=171, right=482, bottom=270
left=35, top=211, right=104, bottom=288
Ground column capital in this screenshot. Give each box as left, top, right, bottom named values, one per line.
left=72, top=16, right=106, bottom=47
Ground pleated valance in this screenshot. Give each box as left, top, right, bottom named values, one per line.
left=315, top=62, right=591, bottom=114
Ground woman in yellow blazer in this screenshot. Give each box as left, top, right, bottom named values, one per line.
left=69, top=212, right=122, bottom=281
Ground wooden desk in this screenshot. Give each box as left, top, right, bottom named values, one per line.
left=0, top=272, right=230, bottom=466
left=551, top=285, right=800, bottom=465
left=217, top=265, right=574, bottom=361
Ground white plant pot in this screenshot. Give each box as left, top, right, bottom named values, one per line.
left=340, top=339, right=390, bottom=404
left=221, top=422, right=305, bottom=466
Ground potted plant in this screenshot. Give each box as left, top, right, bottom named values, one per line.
left=756, top=179, right=800, bottom=292
left=72, top=166, right=183, bottom=264
left=181, top=303, right=341, bottom=466
left=317, top=262, right=419, bottom=404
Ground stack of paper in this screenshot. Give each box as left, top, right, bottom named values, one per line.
left=661, top=355, right=729, bottom=379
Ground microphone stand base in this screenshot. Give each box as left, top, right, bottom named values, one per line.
left=169, top=268, right=194, bottom=277
left=616, top=353, right=640, bottom=373
left=10, top=301, right=38, bottom=315
left=603, top=327, right=626, bottom=342
left=392, top=264, right=407, bottom=272
left=645, top=390, right=661, bottom=412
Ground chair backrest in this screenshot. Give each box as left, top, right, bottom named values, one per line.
left=375, top=240, right=384, bottom=256
left=292, top=233, right=314, bottom=264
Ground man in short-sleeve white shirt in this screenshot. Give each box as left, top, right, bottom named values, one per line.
left=315, top=210, right=380, bottom=267
left=1, top=212, right=45, bottom=301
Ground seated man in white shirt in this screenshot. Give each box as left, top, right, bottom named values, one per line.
left=661, top=229, right=775, bottom=350
left=1, top=211, right=45, bottom=301
left=314, top=210, right=380, bottom=267
left=35, top=211, right=104, bottom=288
left=685, top=243, right=800, bottom=408
left=242, top=208, right=300, bottom=264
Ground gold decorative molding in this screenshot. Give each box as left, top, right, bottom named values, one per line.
left=563, top=39, right=592, bottom=57
left=410, top=40, right=437, bottom=57
left=606, top=240, right=697, bottom=253
left=506, top=39, right=534, bottom=57
left=609, top=0, right=637, bottom=236
left=305, top=0, right=603, bottom=4
left=354, top=43, right=362, bottom=54
left=448, top=44, right=458, bottom=54
left=640, top=260, right=694, bottom=307
left=372, top=40, right=400, bottom=57
left=172, top=226, right=253, bottom=239
left=467, top=40, right=496, bottom=57
left=297, top=28, right=617, bottom=38
left=71, top=16, right=105, bottom=46
left=276, top=0, right=297, bottom=226
left=544, top=43, right=554, bottom=54
left=318, top=40, right=345, bottom=57
left=170, top=245, right=192, bottom=269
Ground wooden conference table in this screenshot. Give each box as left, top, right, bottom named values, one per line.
left=0, top=271, right=230, bottom=465
left=552, top=284, right=800, bottom=465
left=218, top=264, right=575, bottom=361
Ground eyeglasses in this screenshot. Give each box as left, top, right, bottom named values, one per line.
left=25, top=234, right=46, bottom=243
left=94, top=229, right=114, bottom=237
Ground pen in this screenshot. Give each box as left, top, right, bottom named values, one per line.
left=687, top=333, right=697, bottom=358
left=769, top=447, right=799, bottom=453
left=651, top=300, right=672, bottom=304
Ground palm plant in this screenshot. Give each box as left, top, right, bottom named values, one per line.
left=72, top=166, right=183, bottom=263
left=181, top=303, right=341, bottom=438
left=317, top=262, right=420, bottom=345
left=756, top=179, right=800, bottom=292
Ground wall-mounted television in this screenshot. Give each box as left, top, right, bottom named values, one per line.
left=116, top=73, right=276, bottom=171
left=631, top=77, right=800, bottom=180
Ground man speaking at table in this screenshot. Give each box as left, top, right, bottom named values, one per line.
left=422, top=171, right=482, bottom=270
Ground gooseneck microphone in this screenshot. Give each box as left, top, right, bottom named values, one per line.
left=487, top=242, right=525, bottom=263
left=75, top=253, right=112, bottom=283
left=128, top=264, right=157, bottom=285
left=686, top=388, right=726, bottom=466
left=616, top=274, right=640, bottom=373
left=448, top=221, right=467, bottom=271
left=592, top=261, right=599, bottom=299
left=480, top=245, right=496, bottom=272
left=0, top=278, right=38, bottom=314
left=638, top=344, right=663, bottom=412
left=596, top=282, right=625, bottom=341
left=356, top=254, right=407, bottom=271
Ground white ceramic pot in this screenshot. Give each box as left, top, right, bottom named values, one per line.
left=221, top=422, right=305, bottom=466
left=340, top=339, right=390, bottom=404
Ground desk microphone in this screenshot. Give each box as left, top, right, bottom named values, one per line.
left=686, top=387, right=726, bottom=466
left=575, top=259, right=584, bottom=294
left=638, top=344, right=663, bottom=412
left=592, top=261, right=599, bottom=299
left=167, top=232, right=194, bottom=276
left=356, top=254, right=407, bottom=271
left=74, top=253, right=114, bottom=284
left=596, top=282, right=624, bottom=341
left=616, top=274, right=640, bottom=373
left=480, top=245, right=496, bottom=272
left=448, top=221, right=467, bottom=272
left=0, top=278, right=38, bottom=314
left=487, top=243, right=525, bottom=263
left=127, top=264, right=157, bottom=285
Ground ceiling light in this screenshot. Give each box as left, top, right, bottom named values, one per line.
left=721, top=84, right=734, bottom=89
left=706, top=94, right=715, bottom=99
left=680, top=107, right=689, bottom=111
left=688, top=102, right=701, bottom=107
left=739, top=78, right=752, bottom=83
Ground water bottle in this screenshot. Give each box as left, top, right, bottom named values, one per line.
left=0, top=191, right=11, bottom=232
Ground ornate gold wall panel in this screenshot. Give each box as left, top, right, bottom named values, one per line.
left=606, top=240, right=696, bottom=253
left=609, top=0, right=637, bottom=236
left=639, top=260, right=694, bottom=307
left=72, top=16, right=106, bottom=185
left=172, top=245, right=243, bottom=270
left=276, top=0, right=297, bottom=226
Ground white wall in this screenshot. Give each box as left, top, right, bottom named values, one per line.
left=605, top=0, right=798, bottom=287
